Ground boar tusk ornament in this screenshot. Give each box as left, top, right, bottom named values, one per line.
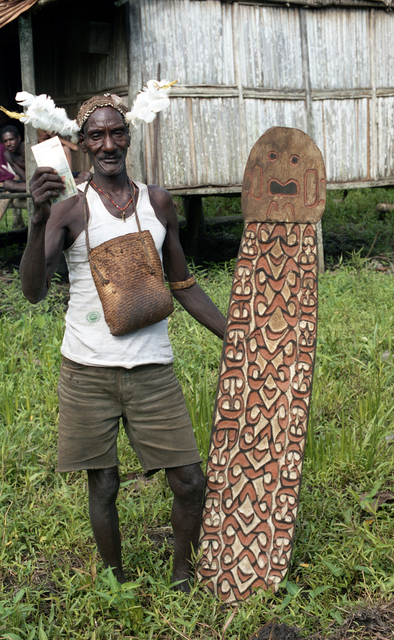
left=197, top=127, right=326, bottom=603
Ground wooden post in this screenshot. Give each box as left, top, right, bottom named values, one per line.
left=182, top=195, right=204, bottom=262
left=232, top=2, right=247, bottom=168
left=127, top=0, right=145, bottom=183
left=369, top=10, right=377, bottom=184
left=300, top=8, right=325, bottom=274
left=18, top=10, right=37, bottom=221
left=315, top=218, right=325, bottom=274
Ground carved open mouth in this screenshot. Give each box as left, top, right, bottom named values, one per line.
left=268, top=179, right=299, bottom=197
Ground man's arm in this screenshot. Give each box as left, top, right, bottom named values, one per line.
left=172, top=284, right=227, bottom=340
left=148, top=185, right=227, bottom=340
left=4, top=149, right=26, bottom=181
left=20, top=167, right=70, bottom=303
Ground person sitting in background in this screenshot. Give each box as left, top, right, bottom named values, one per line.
left=1, top=124, right=26, bottom=192
left=0, top=142, right=15, bottom=185
left=1, top=125, right=26, bottom=192
left=0, top=142, right=16, bottom=220
left=0, top=140, right=25, bottom=226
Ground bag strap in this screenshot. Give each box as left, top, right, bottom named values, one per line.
left=83, top=178, right=156, bottom=280
left=127, top=178, right=155, bottom=275
left=83, top=178, right=109, bottom=286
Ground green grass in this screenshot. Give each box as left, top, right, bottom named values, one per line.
left=322, top=187, right=394, bottom=264
left=1, top=255, right=394, bottom=639
left=0, top=208, right=28, bottom=234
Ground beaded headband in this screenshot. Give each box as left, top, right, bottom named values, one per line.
left=76, top=94, right=129, bottom=130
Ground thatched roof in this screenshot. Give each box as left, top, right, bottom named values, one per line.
left=0, top=0, right=39, bottom=29
left=0, top=0, right=62, bottom=29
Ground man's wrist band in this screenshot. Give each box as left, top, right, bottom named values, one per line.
left=168, top=275, right=196, bottom=291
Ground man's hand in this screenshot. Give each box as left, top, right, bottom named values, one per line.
left=30, top=167, right=65, bottom=222
left=20, top=167, right=67, bottom=303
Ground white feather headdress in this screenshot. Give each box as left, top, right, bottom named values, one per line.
left=0, top=79, right=177, bottom=142
left=15, top=92, right=80, bottom=142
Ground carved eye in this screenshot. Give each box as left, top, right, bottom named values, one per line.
left=290, top=155, right=300, bottom=166
left=268, top=151, right=277, bottom=162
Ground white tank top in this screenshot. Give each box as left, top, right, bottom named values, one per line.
left=61, top=181, right=174, bottom=368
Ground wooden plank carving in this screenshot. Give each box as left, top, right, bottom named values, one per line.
left=197, top=127, right=326, bottom=603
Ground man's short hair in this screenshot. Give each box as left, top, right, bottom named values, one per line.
left=2, top=125, right=21, bottom=139
left=76, top=94, right=128, bottom=133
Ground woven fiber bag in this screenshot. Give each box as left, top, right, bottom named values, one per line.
left=84, top=181, right=174, bottom=336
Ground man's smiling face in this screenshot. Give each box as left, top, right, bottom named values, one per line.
left=80, top=107, right=130, bottom=178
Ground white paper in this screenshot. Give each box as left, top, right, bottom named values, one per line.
left=32, top=136, right=78, bottom=204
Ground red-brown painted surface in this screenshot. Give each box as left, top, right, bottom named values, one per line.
left=198, top=128, right=325, bottom=603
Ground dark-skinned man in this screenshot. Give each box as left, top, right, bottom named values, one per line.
left=20, top=95, right=226, bottom=592
left=1, top=124, right=26, bottom=192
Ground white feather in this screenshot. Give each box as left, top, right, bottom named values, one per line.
left=15, top=91, right=35, bottom=107
left=15, top=92, right=79, bottom=142
left=126, top=79, right=176, bottom=128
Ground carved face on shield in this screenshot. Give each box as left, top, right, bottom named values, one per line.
left=241, top=127, right=326, bottom=224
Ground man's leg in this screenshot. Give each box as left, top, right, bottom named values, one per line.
left=87, top=466, right=126, bottom=583
left=166, top=463, right=205, bottom=592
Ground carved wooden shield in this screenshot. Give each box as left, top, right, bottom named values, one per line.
left=197, top=127, right=326, bottom=603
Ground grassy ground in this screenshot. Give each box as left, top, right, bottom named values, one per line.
left=1, top=249, right=394, bottom=639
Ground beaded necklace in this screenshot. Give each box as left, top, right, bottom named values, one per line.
left=91, top=180, right=136, bottom=221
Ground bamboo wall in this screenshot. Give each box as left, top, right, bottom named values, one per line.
left=137, top=0, right=394, bottom=193
left=33, top=0, right=129, bottom=173
left=30, top=0, right=394, bottom=192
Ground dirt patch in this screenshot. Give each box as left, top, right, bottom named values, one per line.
left=248, top=601, right=394, bottom=640
left=147, top=526, right=174, bottom=548
left=328, top=601, right=394, bottom=640
left=249, top=621, right=302, bottom=640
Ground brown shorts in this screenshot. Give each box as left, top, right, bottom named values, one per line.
left=57, top=358, right=201, bottom=474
